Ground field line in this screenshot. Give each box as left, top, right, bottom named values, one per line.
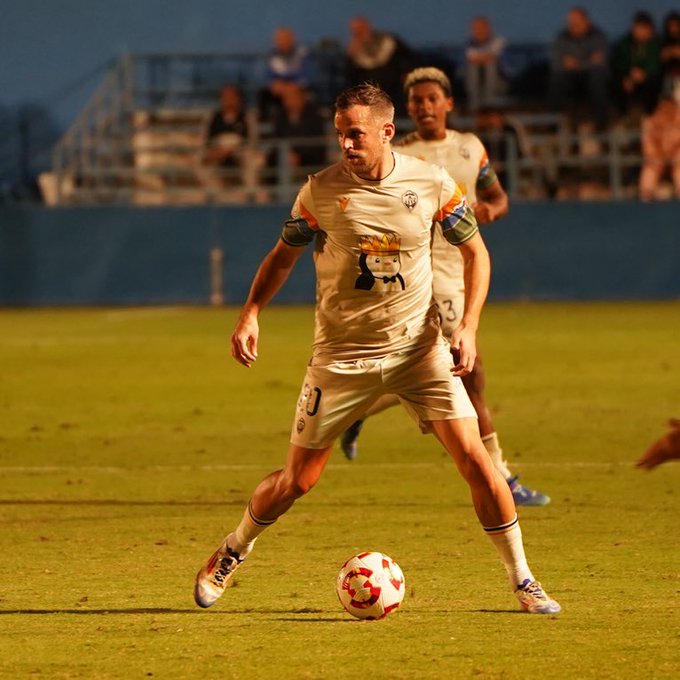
left=0, top=461, right=633, bottom=474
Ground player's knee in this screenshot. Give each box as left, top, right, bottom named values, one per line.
left=278, top=470, right=319, bottom=500
left=457, top=448, right=495, bottom=488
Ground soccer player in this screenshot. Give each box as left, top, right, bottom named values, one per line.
left=340, top=67, right=550, bottom=507
left=193, top=84, right=561, bottom=615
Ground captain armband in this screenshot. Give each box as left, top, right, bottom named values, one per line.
left=440, top=204, right=479, bottom=246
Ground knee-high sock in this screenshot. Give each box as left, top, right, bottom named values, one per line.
left=227, top=501, right=275, bottom=557
left=484, top=515, right=534, bottom=589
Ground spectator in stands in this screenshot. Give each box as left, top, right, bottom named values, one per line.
left=611, top=11, right=662, bottom=123
left=345, top=16, right=416, bottom=114
left=199, top=85, right=263, bottom=201
left=548, top=6, right=610, bottom=132
left=660, top=11, right=680, bottom=83
left=464, top=16, right=510, bottom=112
left=261, top=27, right=313, bottom=122
left=266, top=83, right=326, bottom=182
left=638, top=78, right=680, bottom=201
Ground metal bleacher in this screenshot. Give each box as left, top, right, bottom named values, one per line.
left=45, top=47, right=645, bottom=206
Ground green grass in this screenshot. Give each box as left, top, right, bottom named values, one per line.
left=1, top=303, right=679, bottom=679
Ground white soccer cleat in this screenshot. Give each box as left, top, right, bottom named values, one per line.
left=193, top=534, right=246, bottom=609
left=514, top=579, right=562, bottom=614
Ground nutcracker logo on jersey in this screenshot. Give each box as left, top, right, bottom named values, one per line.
left=354, top=233, right=405, bottom=292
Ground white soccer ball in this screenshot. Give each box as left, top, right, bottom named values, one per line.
left=336, top=551, right=405, bottom=620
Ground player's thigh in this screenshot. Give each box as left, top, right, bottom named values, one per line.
left=386, top=340, right=476, bottom=428
left=290, top=360, right=383, bottom=449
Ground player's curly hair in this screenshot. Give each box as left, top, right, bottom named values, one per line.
left=403, top=67, right=452, bottom=98
left=335, top=82, right=394, bottom=120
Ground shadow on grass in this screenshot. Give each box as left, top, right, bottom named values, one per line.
left=0, top=499, right=247, bottom=507
left=0, top=607, right=330, bottom=616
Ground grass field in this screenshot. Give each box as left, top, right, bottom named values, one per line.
left=1, top=302, right=679, bottom=679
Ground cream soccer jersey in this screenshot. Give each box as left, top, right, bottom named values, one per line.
left=281, top=151, right=478, bottom=363
left=396, top=130, right=497, bottom=301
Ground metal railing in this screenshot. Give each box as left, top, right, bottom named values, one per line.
left=48, top=50, right=649, bottom=206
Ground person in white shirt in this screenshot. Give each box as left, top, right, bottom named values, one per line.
left=192, top=83, right=560, bottom=617
left=340, top=67, right=550, bottom=507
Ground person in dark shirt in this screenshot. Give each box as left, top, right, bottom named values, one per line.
left=267, top=83, right=326, bottom=184
left=660, top=11, right=680, bottom=83
left=204, top=85, right=249, bottom=174
left=611, top=11, right=662, bottom=120
left=199, top=85, right=264, bottom=200
left=548, top=6, right=610, bottom=131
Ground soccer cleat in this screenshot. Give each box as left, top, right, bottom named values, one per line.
left=515, top=578, right=562, bottom=614
left=507, top=475, right=551, bottom=506
left=340, top=419, right=364, bottom=460
left=193, top=534, right=246, bottom=608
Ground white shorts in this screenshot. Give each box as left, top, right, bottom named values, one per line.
left=290, top=337, right=477, bottom=449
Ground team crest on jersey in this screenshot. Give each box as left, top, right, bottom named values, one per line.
left=355, top=233, right=405, bottom=291
left=338, top=196, right=350, bottom=212
left=296, top=417, right=305, bottom=433
left=459, top=146, right=470, bottom=160
left=401, top=190, right=418, bottom=211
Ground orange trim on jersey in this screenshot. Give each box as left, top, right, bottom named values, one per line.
left=299, top=201, right=319, bottom=230
left=434, top=186, right=465, bottom=222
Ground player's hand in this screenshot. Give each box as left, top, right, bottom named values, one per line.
left=636, top=418, right=680, bottom=470
left=472, top=201, right=494, bottom=225
left=450, top=324, right=477, bottom=376
left=230, top=310, right=259, bottom=368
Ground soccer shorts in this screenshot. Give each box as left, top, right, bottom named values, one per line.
left=290, top=337, right=476, bottom=449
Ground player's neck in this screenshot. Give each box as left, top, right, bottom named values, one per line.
left=356, top=151, right=395, bottom=181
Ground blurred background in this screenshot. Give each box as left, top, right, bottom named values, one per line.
left=1, top=0, right=678, bottom=305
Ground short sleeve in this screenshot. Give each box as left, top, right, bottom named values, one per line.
left=281, top=180, right=319, bottom=247
left=434, top=170, right=479, bottom=246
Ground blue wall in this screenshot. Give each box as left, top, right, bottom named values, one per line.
left=4, top=0, right=680, bottom=128
left=0, top=202, right=678, bottom=306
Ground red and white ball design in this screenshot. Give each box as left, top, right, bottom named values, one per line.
left=336, top=551, right=405, bottom=620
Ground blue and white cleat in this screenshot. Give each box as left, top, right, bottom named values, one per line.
left=515, top=579, right=561, bottom=614
left=507, top=475, right=551, bottom=506
left=194, top=534, right=246, bottom=608
left=340, top=419, right=364, bottom=461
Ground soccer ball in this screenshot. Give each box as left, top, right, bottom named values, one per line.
left=336, top=551, right=405, bottom=620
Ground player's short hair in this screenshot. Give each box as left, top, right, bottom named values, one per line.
left=403, top=67, right=452, bottom=98
left=335, top=83, right=394, bottom=121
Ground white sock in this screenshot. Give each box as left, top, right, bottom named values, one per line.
left=482, top=432, right=513, bottom=480
left=227, top=502, right=275, bottom=558
left=484, top=515, right=534, bottom=590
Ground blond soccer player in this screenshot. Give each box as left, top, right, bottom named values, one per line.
left=193, top=83, right=560, bottom=615
left=340, top=67, right=550, bottom=506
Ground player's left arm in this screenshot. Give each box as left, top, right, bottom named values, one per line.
left=450, top=231, right=490, bottom=376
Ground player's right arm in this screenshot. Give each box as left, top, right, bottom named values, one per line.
left=231, top=239, right=307, bottom=367
left=231, top=184, right=318, bottom=368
